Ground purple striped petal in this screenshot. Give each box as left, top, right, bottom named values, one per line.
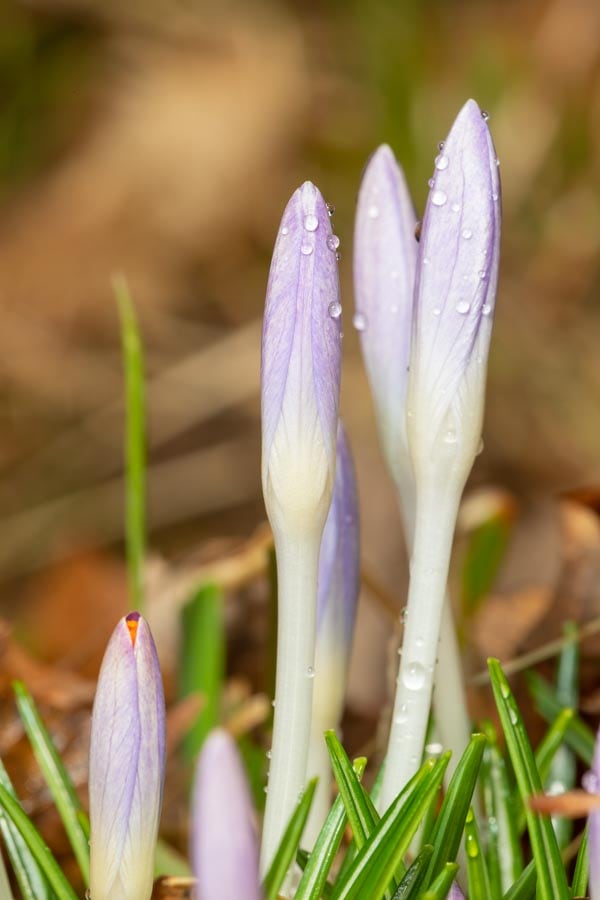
left=89, top=612, right=165, bottom=900
left=353, top=145, right=417, bottom=484
left=261, top=182, right=342, bottom=532
left=448, top=884, right=467, bottom=899
left=587, top=728, right=600, bottom=899
left=192, top=729, right=263, bottom=900
left=408, top=99, right=501, bottom=472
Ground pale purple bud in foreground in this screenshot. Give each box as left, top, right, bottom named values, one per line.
left=353, top=145, right=417, bottom=493
left=408, top=98, right=501, bottom=489
left=448, top=884, right=467, bottom=899
left=261, top=181, right=342, bottom=539
left=89, top=612, right=165, bottom=900
left=587, top=727, right=600, bottom=899
left=192, top=730, right=263, bottom=900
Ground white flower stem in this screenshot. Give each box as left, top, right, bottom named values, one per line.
left=380, top=478, right=462, bottom=812
left=260, top=532, right=321, bottom=875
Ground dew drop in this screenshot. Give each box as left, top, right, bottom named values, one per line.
left=328, top=301, right=342, bottom=320
left=307, top=666, right=315, bottom=679
left=509, top=707, right=518, bottom=726
left=500, top=682, right=510, bottom=699
left=432, top=307, right=441, bottom=317
left=423, top=256, right=430, bottom=265
left=264, top=786, right=269, bottom=794
left=456, top=301, right=471, bottom=314
left=415, top=636, right=424, bottom=648
left=438, top=140, right=445, bottom=151
left=304, top=214, right=319, bottom=232
left=403, top=661, right=426, bottom=691
left=281, top=226, right=289, bottom=235
left=481, top=109, right=490, bottom=121
left=300, top=243, right=313, bottom=256
left=444, top=428, right=458, bottom=444
left=435, top=153, right=449, bottom=170
left=428, top=178, right=435, bottom=188
left=400, top=606, right=408, bottom=624
left=335, top=251, right=342, bottom=261
left=495, top=158, right=500, bottom=167
left=479, top=269, right=487, bottom=280
left=327, top=234, right=340, bottom=251
left=461, top=228, right=473, bottom=240
left=482, top=303, right=492, bottom=316
left=492, top=191, right=499, bottom=201
left=266, top=749, right=272, bottom=759
left=326, top=202, right=335, bottom=216
left=466, top=834, right=479, bottom=859
left=466, top=809, right=474, bottom=824
left=451, top=202, right=461, bottom=213
left=353, top=312, right=368, bottom=332
left=431, top=189, right=447, bottom=207
left=395, top=703, right=409, bottom=725
left=414, top=220, right=422, bottom=242
left=367, top=204, right=379, bottom=219
left=425, top=741, right=444, bottom=755
left=271, top=699, right=276, bottom=707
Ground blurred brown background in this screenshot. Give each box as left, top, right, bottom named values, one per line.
left=1, top=0, right=600, bottom=710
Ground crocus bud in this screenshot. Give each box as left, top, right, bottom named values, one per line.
left=261, top=181, right=342, bottom=540
left=353, top=145, right=417, bottom=496
left=192, top=729, right=262, bottom=900
left=448, top=885, right=466, bottom=899
left=89, top=612, right=165, bottom=900
left=408, top=98, right=500, bottom=491
left=586, top=729, right=600, bottom=899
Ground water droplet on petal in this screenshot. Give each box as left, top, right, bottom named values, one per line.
left=304, top=214, right=319, bottom=232
left=400, top=606, right=407, bottom=624
left=425, top=741, right=444, bottom=755
left=266, top=749, right=272, bottom=759
left=466, top=834, right=479, bottom=858
left=479, top=270, right=487, bottom=280
left=444, top=428, right=458, bottom=444
left=367, top=204, right=379, bottom=219
left=414, top=220, right=422, bottom=242
left=462, top=228, right=473, bottom=240
left=435, top=154, right=449, bottom=170
left=451, top=202, right=461, bottom=213
left=271, top=699, right=276, bottom=707
left=492, top=191, right=499, bottom=201
left=328, top=301, right=342, bottom=320
left=326, top=202, right=335, bottom=216
left=281, top=226, right=289, bottom=235
left=495, top=158, right=500, bottom=167
left=327, top=234, right=340, bottom=251
left=335, top=251, right=342, bottom=261
left=509, top=707, right=519, bottom=726
left=431, top=189, right=447, bottom=207
left=428, top=177, right=435, bottom=188
left=395, top=703, right=408, bottom=725
left=482, top=303, right=492, bottom=316
left=403, top=661, right=426, bottom=691
left=438, top=140, right=445, bottom=151
left=423, top=256, right=430, bottom=265
left=264, top=786, right=269, bottom=794
left=353, top=312, right=367, bottom=332
left=456, top=301, right=471, bottom=314
left=432, top=307, right=441, bottom=317
left=301, top=243, right=313, bottom=256
left=307, top=666, right=315, bottom=678
left=481, top=109, right=490, bottom=121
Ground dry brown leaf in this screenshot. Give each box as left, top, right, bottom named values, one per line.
left=472, top=586, right=553, bottom=660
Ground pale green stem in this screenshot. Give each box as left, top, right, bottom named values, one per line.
left=259, top=533, right=321, bottom=876
left=0, top=851, right=12, bottom=900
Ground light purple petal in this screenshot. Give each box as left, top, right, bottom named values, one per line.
left=410, top=99, right=501, bottom=444
left=587, top=727, right=600, bottom=899
left=89, top=612, right=166, bottom=900
left=316, top=420, right=360, bottom=656
left=353, top=145, right=417, bottom=479
left=261, top=182, right=342, bottom=481
left=448, top=884, right=467, bottom=899
left=192, top=729, right=263, bottom=900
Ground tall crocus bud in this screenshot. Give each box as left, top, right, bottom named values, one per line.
left=89, top=612, right=165, bottom=900
left=354, top=145, right=417, bottom=500
left=305, top=421, right=360, bottom=843
left=380, top=100, right=501, bottom=810
left=192, top=730, right=263, bottom=900
left=260, top=182, right=342, bottom=873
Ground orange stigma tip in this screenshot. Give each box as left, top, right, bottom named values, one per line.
left=126, top=617, right=139, bottom=647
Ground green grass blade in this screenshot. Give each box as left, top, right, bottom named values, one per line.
left=421, top=862, right=459, bottom=900
left=13, top=681, right=90, bottom=884
left=546, top=623, right=579, bottom=849
left=0, top=851, right=13, bottom=900
left=526, top=671, right=594, bottom=766
left=0, top=760, right=50, bottom=899
left=390, top=844, right=434, bottom=899
left=262, top=778, right=317, bottom=900
left=295, top=758, right=367, bottom=900
left=480, top=721, right=522, bottom=896
left=502, top=860, right=536, bottom=900
left=325, top=731, right=379, bottom=849
left=115, top=275, right=146, bottom=613
left=331, top=755, right=449, bottom=900
left=179, top=583, right=225, bottom=758
left=335, top=762, right=386, bottom=887
left=0, top=782, right=78, bottom=900
left=426, top=733, right=487, bottom=882
left=465, top=807, right=492, bottom=900
left=570, top=823, right=588, bottom=898
left=488, top=659, right=569, bottom=900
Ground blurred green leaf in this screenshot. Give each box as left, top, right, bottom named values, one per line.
left=465, top=807, right=492, bottom=899
left=154, top=839, right=191, bottom=878
left=262, top=778, right=317, bottom=900
left=570, top=822, right=588, bottom=898
left=461, top=512, right=511, bottom=618
left=390, top=844, right=433, bottom=899
left=0, top=759, right=50, bottom=900
left=546, top=623, right=579, bottom=849
left=502, top=860, right=536, bottom=900
left=526, top=671, right=594, bottom=766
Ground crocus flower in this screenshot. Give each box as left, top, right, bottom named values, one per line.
left=89, top=612, right=166, bottom=900
left=380, top=99, right=501, bottom=810
left=260, top=182, right=342, bottom=872
left=192, top=729, right=263, bottom=900
left=448, top=885, right=467, bottom=899
left=306, top=421, right=360, bottom=842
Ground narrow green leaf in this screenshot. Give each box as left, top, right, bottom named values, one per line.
left=179, top=583, right=225, bottom=758
left=335, top=762, right=385, bottom=887
left=526, top=671, right=594, bottom=766
left=331, top=754, right=449, bottom=900
left=570, top=823, right=588, bottom=898
left=0, top=759, right=50, bottom=899
left=115, top=275, right=146, bottom=613
left=262, top=778, right=317, bottom=900
left=426, top=733, right=487, bottom=882
left=390, top=844, right=434, bottom=899
left=421, top=862, right=459, bottom=900
left=480, top=721, right=522, bottom=896
left=295, top=758, right=367, bottom=900
left=0, top=846, right=14, bottom=900
left=502, top=860, right=536, bottom=900
left=154, top=838, right=191, bottom=877
left=489, top=659, right=569, bottom=900
left=325, top=731, right=379, bottom=849
left=547, top=623, right=579, bottom=850
left=465, top=807, right=492, bottom=900
left=13, top=681, right=90, bottom=883
left=0, top=783, right=78, bottom=900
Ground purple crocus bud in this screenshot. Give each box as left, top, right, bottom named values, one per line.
left=192, top=729, right=263, bottom=900
left=408, top=99, right=501, bottom=487
left=448, top=883, right=467, bottom=899
left=89, top=612, right=166, bottom=900
left=586, top=728, right=600, bottom=899
left=261, top=181, right=342, bottom=539
left=353, top=145, right=417, bottom=496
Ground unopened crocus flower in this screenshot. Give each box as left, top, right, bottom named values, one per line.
left=192, top=729, right=262, bottom=900
left=305, top=421, right=360, bottom=843
left=260, top=182, right=342, bottom=872
left=380, top=99, right=501, bottom=810
left=89, top=612, right=165, bottom=900
left=448, top=884, right=467, bottom=899
left=354, top=143, right=472, bottom=797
